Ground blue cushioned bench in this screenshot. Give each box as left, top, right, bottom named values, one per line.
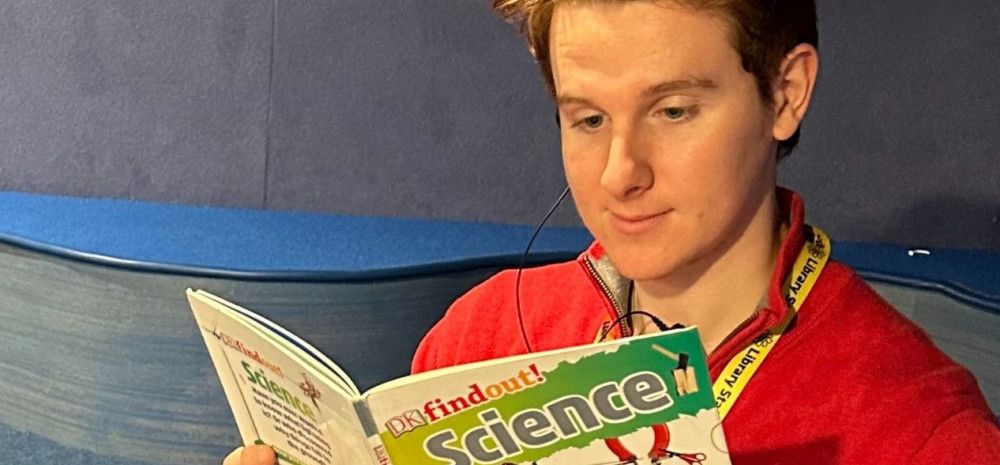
left=0, top=191, right=996, bottom=465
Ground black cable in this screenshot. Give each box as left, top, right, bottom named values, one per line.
left=598, top=310, right=673, bottom=343
left=597, top=282, right=683, bottom=342
left=515, top=185, right=571, bottom=353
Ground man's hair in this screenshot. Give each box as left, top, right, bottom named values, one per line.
left=492, top=0, right=818, bottom=159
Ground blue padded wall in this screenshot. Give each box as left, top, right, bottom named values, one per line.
left=0, top=193, right=597, bottom=464
left=0, top=193, right=996, bottom=464
left=0, top=242, right=498, bottom=464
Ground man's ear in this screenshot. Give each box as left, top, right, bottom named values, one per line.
left=771, top=43, right=820, bottom=142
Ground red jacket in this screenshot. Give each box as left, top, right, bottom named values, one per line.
left=412, top=190, right=1000, bottom=464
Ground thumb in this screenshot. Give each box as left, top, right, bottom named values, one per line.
left=242, top=444, right=277, bottom=465
left=223, top=445, right=277, bottom=465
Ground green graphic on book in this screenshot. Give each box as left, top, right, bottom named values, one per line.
left=379, top=331, right=717, bottom=465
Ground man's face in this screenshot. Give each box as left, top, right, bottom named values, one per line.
left=551, top=1, right=781, bottom=281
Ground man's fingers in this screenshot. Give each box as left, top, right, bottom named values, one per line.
left=222, top=445, right=276, bottom=465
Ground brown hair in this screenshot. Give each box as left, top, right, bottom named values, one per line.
left=492, top=0, right=818, bottom=159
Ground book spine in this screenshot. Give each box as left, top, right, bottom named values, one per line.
left=353, top=400, right=392, bottom=465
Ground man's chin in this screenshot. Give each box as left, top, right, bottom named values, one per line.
left=616, top=266, right=676, bottom=283
left=603, top=250, right=681, bottom=282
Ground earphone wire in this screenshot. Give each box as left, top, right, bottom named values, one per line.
left=515, top=185, right=571, bottom=353
left=598, top=311, right=674, bottom=342
left=599, top=283, right=678, bottom=342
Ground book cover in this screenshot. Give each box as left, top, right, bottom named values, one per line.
left=188, top=289, right=730, bottom=465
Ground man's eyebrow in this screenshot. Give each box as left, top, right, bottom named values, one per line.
left=641, top=78, right=717, bottom=98
left=556, top=95, right=597, bottom=107
left=556, top=79, right=718, bottom=107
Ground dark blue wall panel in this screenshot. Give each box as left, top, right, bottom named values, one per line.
left=0, top=0, right=996, bottom=248
left=263, top=0, right=574, bottom=224
left=780, top=0, right=1000, bottom=250
left=0, top=0, right=272, bottom=206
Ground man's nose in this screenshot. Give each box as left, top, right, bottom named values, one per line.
left=600, top=129, right=653, bottom=200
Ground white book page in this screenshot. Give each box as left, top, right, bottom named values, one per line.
left=195, top=290, right=361, bottom=396
left=189, top=291, right=375, bottom=465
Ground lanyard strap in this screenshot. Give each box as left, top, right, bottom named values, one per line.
left=713, top=225, right=831, bottom=419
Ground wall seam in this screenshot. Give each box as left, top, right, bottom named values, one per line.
left=262, top=0, right=278, bottom=208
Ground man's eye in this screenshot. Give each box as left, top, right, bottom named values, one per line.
left=663, top=107, right=687, bottom=120
left=580, top=115, right=604, bottom=129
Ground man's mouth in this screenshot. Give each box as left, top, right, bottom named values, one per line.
left=609, top=211, right=668, bottom=235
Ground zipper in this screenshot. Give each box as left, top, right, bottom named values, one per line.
left=709, top=309, right=763, bottom=358
left=582, top=255, right=632, bottom=336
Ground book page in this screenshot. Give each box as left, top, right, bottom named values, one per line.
left=196, top=290, right=359, bottom=396
left=189, top=290, right=375, bottom=465
left=364, top=329, right=730, bottom=465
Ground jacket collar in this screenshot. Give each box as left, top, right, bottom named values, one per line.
left=581, top=187, right=808, bottom=336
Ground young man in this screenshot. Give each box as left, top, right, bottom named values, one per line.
left=227, top=1, right=999, bottom=464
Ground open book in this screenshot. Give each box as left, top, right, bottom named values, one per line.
left=188, top=289, right=730, bottom=465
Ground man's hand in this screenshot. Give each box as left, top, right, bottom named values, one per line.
left=223, top=445, right=276, bottom=465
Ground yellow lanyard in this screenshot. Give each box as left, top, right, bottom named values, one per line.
left=713, top=226, right=830, bottom=419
